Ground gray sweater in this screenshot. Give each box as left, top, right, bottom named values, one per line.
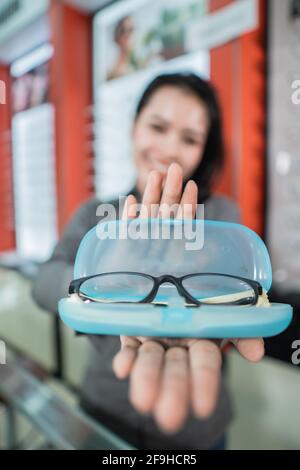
left=32, top=193, right=240, bottom=450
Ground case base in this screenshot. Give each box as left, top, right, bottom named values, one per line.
left=58, top=298, right=293, bottom=338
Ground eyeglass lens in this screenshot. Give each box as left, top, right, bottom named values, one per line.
left=79, top=273, right=256, bottom=305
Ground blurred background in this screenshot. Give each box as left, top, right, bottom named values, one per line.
left=0, top=0, right=300, bottom=450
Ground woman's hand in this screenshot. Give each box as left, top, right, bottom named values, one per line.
left=113, top=335, right=264, bottom=433
left=112, top=163, right=264, bottom=434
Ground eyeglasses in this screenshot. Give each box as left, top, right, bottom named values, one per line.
left=69, top=272, right=263, bottom=307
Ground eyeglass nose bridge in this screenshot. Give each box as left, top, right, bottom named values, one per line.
left=156, top=274, right=178, bottom=284
left=154, top=274, right=198, bottom=305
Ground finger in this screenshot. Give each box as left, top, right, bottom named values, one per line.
left=189, top=340, right=222, bottom=418
left=176, top=180, right=198, bottom=219
left=121, top=195, right=138, bottom=220
left=112, top=336, right=140, bottom=379
left=153, top=347, right=190, bottom=433
left=139, top=170, right=163, bottom=219
left=129, top=340, right=165, bottom=414
left=233, top=338, right=265, bottom=362
left=159, top=163, right=183, bottom=218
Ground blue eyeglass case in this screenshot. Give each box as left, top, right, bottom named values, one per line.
left=58, top=218, right=292, bottom=338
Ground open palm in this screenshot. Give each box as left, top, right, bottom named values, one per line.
left=112, top=164, right=264, bottom=433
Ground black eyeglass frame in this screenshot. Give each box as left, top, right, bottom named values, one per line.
left=69, top=272, right=263, bottom=307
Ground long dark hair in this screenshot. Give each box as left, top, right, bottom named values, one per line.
left=135, top=72, right=224, bottom=202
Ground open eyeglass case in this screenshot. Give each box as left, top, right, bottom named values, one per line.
left=58, top=218, right=293, bottom=338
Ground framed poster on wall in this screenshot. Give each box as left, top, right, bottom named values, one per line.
left=93, top=0, right=210, bottom=201
left=11, top=44, right=58, bottom=262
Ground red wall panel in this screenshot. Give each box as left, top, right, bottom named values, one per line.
left=49, top=0, right=93, bottom=234
left=0, top=65, right=15, bottom=252
left=210, top=0, right=266, bottom=236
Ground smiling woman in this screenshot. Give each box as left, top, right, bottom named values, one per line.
left=31, top=72, right=264, bottom=451
left=132, top=73, right=224, bottom=202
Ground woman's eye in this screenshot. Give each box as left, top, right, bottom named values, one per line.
left=150, top=124, right=165, bottom=133
left=184, top=138, right=198, bottom=146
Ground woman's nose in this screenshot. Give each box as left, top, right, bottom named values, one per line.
left=160, top=133, right=181, bottom=162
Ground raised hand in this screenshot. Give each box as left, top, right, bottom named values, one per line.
left=112, top=163, right=264, bottom=433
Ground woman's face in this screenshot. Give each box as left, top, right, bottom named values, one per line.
left=132, top=86, right=210, bottom=193
left=116, top=17, right=134, bottom=53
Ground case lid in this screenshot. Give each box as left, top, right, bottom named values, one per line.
left=74, top=218, right=272, bottom=292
